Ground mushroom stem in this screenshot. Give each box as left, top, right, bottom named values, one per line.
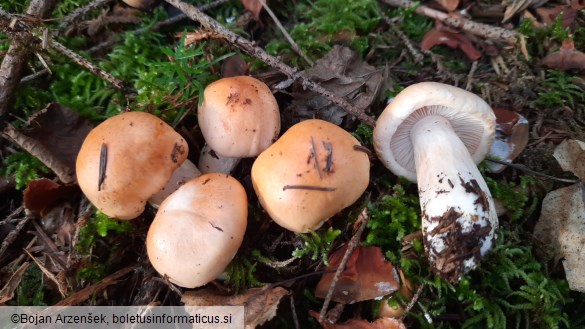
left=148, top=159, right=202, bottom=207
left=198, top=144, right=241, bottom=174
left=410, top=115, right=498, bottom=283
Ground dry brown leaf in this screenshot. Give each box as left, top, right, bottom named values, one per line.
left=221, top=54, right=249, bottom=77
left=488, top=108, right=529, bottom=173
left=533, top=182, right=585, bottom=292
left=26, top=103, right=93, bottom=172
left=535, top=5, right=578, bottom=28
left=0, top=262, right=29, bottom=304
left=182, top=286, right=289, bottom=329
left=434, top=0, right=459, bottom=11
left=541, top=39, right=585, bottom=71
left=23, top=178, right=79, bottom=217
left=421, top=26, right=481, bottom=61
left=287, top=45, right=384, bottom=126
left=309, top=311, right=406, bottom=329
left=240, top=0, right=264, bottom=22
left=553, top=139, right=585, bottom=180
left=502, top=0, right=548, bottom=23
left=572, top=0, right=585, bottom=9
left=315, top=245, right=399, bottom=304
left=533, top=139, right=585, bottom=292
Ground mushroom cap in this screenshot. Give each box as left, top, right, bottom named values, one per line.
left=251, top=119, right=370, bottom=233
left=146, top=173, right=248, bottom=288
left=198, top=76, right=281, bottom=158
left=373, top=82, right=495, bottom=182
left=76, top=112, right=188, bottom=220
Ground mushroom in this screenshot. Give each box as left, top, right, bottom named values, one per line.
left=76, top=111, right=197, bottom=219
left=373, top=82, right=498, bottom=283
left=197, top=76, right=281, bottom=174
left=146, top=173, right=247, bottom=288
left=251, top=119, right=370, bottom=233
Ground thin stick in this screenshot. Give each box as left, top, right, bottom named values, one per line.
left=318, top=207, right=369, bottom=322
left=0, top=0, right=56, bottom=118
left=258, top=0, right=313, bottom=66
left=164, top=0, right=376, bottom=127
left=379, top=10, right=423, bottom=64
left=282, top=185, right=336, bottom=191
left=380, top=0, right=522, bottom=45
left=290, top=295, right=301, bottom=329
left=49, top=38, right=127, bottom=90
left=0, top=8, right=128, bottom=92
left=21, top=0, right=229, bottom=83
left=86, top=0, right=230, bottom=54
left=57, top=0, right=115, bottom=33
left=2, top=124, right=75, bottom=184
left=486, top=158, right=579, bottom=183
left=403, top=284, right=425, bottom=316
left=310, top=136, right=323, bottom=179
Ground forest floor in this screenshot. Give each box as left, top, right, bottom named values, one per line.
left=1, top=0, right=585, bottom=328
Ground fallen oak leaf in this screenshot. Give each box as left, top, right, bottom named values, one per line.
left=421, top=26, right=481, bottom=61
left=541, top=39, right=585, bottom=70
left=182, top=285, right=289, bottom=329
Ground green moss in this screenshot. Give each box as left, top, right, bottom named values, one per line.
left=14, top=264, right=47, bottom=306
left=225, top=257, right=263, bottom=293
left=365, top=181, right=421, bottom=264
left=411, top=229, right=571, bottom=329
left=0, top=152, right=50, bottom=190
left=292, top=227, right=342, bottom=265
left=485, top=176, right=539, bottom=221
left=76, top=211, right=132, bottom=254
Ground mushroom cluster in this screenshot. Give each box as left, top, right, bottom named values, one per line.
left=373, top=82, right=498, bottom=283
left=251, top=119, right=370, bottom=233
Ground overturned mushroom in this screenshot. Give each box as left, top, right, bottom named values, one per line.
left=373, top=82, right=498, bottom=283
left=198, top=76, right=281, bottom=173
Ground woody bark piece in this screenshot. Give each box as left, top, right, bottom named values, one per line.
left=380, top=0, right=521, bottom=45
left=0, top=0, right=57, bottom=118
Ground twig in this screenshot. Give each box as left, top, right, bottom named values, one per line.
left=282, top=185, right=336, bottom=191
left=2, top=124, right=75, bottom=184
left=486, top=158, right=579, bottom=183
left=290, top=295, right=301, bottom=329
left=0, top=7, right=129, bottom=93
left=86, top=0, right=230, bottom=54
left=164, top=0, right=376, bottom=127
left=258, top=0, right=313, bottom=66
left=379, top=10, right=423, bottom=64
left=318, top=207, right=369, bottom=322
left=0, top=216, right=30, bottom=258
left=55, top=264, right=139, bottom=306
left=0, top=0, right=56, bottom=118
left=380, top=0, right=522, bottom=45
left=21, top=0, right=229, bottom=83
left=403, top=284, right=425, bottom=316
left=57, top=0, right=115, bottom=33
